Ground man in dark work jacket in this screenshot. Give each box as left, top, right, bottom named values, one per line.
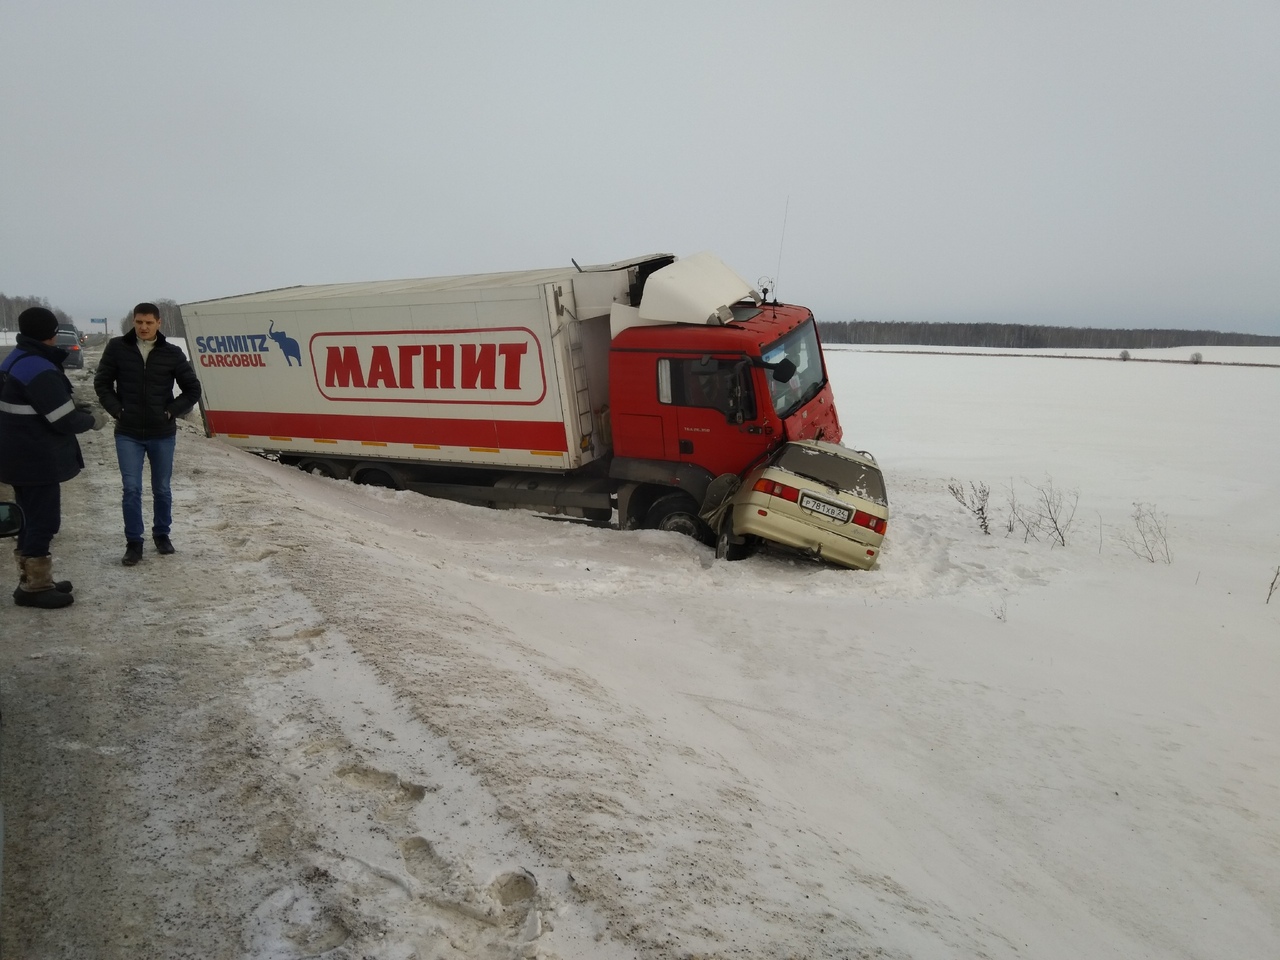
left=94, top=302, right=202, bottom=566
left=0, top=306, right=101, bottom=607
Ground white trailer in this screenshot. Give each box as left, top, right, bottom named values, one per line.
left=183, top=255, right=668, bottom=478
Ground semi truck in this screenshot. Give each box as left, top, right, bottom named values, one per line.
left=181, top=252, right=844, bottom=541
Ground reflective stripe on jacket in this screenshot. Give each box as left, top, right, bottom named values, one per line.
left=0, top=336, right=93, bottom=484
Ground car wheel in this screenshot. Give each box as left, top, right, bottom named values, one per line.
left=645, top=493, right=712, bottom=544
left=715, top=516, right=752, bottom=561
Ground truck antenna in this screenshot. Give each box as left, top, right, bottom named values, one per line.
left=571, top=258, right=583, bottom=272
left=757, top=275, right=774, bottom=303
left=774, top=195, right=790, bottom=303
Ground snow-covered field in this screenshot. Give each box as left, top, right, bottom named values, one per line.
left=1, top=345, right=1277, bottom=959
left=831, top=343, right=1280, bottom=364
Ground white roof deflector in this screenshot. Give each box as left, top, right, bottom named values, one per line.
left=610, top=252, right=762, bottom=338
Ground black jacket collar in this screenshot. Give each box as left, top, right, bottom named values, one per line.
left=13, top=333, right=69, bottom=365
left=121, top=328, right=169, bottom=347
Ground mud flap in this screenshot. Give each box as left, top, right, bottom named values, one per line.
left=699, top=473, right=742, bottom=535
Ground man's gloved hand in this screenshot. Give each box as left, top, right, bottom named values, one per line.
left=78, top=404, right=109, bottom=430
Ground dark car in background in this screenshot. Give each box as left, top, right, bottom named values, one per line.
left=56, top=322, right=87, bottom=344
left=55, top=330, right=85, bottom=368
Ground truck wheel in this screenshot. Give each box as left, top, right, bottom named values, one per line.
left=645, top=493, right=712, bottom=544
left=354, top=468, right=397, bottom=489
left=297, top=459, right=344, bottom=480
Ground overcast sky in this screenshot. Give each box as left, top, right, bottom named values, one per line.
left=2, top=1, right=1277, bottom=334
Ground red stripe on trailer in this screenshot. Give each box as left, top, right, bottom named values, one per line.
left=205, top=410, right=570, bottom=452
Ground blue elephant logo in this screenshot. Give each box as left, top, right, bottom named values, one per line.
left=267, top=319, right=303, bottom=367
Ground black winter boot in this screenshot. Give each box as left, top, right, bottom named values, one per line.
left=13, top=549, right=72, bottom=596
left=14, top=555, right=75, bottom=609
left=122, top=541, right=144, bottom=566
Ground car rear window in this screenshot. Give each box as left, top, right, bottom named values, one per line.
left=56, top=333, right=79, bottom=345
left=774, top=445, right=887, bottom=505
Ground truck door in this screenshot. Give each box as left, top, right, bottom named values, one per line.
left=659, top=357, right=773, bottom=476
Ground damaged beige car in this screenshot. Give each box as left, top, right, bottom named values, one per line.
left=712, top=440, right=889, bottom=570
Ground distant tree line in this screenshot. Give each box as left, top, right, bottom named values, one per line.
left=1, top=292, right=187, bottom=339
left=0, top=293, right=74, bottom=332
left=816, top=321, right=1280, bottom=349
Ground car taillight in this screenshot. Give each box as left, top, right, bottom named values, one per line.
left=752, top=478, right=800, bottom=503
left=853, top=510, right=886, bottom=535
left=71, top=344, right=80, bottom=351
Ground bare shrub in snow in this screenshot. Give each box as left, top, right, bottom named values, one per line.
left=1005, top=479, right=1046, bottom=542
left=1006, top=476, right=1078, bottom=546
left=1003, top=480, right=1025, bottom=538
left=1119, top=349, right=1131, bottom=361
left=1190, top=351, right=1203, bottom=364
left=948, top=479, right=991, bottom=535
left=1035, top=477, right=1079, bottom=546
left=1119, top=502, right=1172, bottom=564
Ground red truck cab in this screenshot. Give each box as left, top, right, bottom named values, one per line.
left=606, top=301, right=842, bottom=533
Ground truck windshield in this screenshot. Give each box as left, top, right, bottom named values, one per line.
left=774, top=445, right=887, bottom=505
left=761, top=319, right=826, bottom=418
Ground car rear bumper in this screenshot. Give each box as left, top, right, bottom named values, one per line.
left=729, top=496, right=883, bottom=570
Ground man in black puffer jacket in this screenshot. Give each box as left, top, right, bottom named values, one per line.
left=0, top=306, right=102, bottom=608
left=94, top=302, right=202, bottom=566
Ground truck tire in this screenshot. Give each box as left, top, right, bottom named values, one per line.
left=645, top=493, right=712, bottom=544
left=354, top=467, right=398, bottom=489
left=297, top=458, right=346, bottom=480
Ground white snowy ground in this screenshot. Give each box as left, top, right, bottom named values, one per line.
left=1, top=344, right=1277, bottom=960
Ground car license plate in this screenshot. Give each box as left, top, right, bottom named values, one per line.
left=800, top=494, right=850, bottom=523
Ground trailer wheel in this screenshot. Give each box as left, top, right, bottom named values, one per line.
left=645, top=493, right=712, bottom=544
left=297, top=458, right=346, bottom=480
left=354, top=468, right=398, bottom=489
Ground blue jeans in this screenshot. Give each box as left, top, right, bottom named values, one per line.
left=115, top=433, right=176, bottom=543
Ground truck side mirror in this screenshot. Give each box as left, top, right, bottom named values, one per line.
left=0, top=502, right=23, bottom=538
left=769, top=358, right=797, bottom=383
